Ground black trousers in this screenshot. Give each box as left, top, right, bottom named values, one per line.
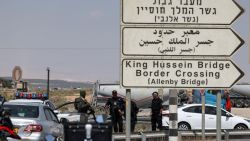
left=111, top=115, right=123, bottom=133
left=151, top=114, right=162, bottom=131
left=131, top=120, right=137, bottom=132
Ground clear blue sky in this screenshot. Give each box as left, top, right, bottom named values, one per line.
left=0, top=0, right=249, bottom=83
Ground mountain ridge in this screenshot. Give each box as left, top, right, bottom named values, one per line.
left=0, top=77, right=93, bottom=89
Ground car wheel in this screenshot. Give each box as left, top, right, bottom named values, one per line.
left=178, top=122, right=191, bottom=130
left=234, top=124, right=248, bottom=130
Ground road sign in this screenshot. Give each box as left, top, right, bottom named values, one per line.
left=122, top=59, right=244, bottom=88
left=200, top=89, right=205, bottom=96
left=12, top=66, right=22, bottom=82
left=122, top=0, right=243, bottom=25
left=122, top=27, right=244, bottom=56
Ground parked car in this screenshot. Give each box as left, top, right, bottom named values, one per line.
left=3, top=102, right=64, bottom=141
left=11, top=96, right=92, bottom=123
left=162, top=104, right=250, bottom=130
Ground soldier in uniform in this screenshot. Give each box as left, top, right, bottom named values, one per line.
left=130, top=100, right=139, bottom=132
left=151, top=91, right=163, bottom=131
left=122, top=99, right=139, bottom=132
left=105, top=90, right=124, bottom=133
left=74, top=90, right=94, bottom=122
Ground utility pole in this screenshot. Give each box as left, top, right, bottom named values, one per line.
left=47, top=67, right=50, bottom=99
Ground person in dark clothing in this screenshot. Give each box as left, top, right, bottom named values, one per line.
left=105, top=90, right=124, bottom=133
left=122, top=99, right=139, bottom=132
left=74, top=90, right=94, bottom=122
left=0, top=109, right=13, bottom=129
left=130, top=100, right=139, bottom=132
left=151, top=91, right=163, bottom=131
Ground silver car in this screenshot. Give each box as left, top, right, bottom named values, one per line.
left=3, top=102, right=64, bottom=141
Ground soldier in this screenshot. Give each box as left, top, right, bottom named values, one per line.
left=74, top=90, right=94, bottom=122
left=130, top=100, right=139, bottom=132
left=122, top=99, right=139, bottom=132
left=151, top=91, right=163, bottom=131
left=105, top=90, right=124, bottom=133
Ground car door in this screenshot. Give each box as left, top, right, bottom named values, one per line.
left=205, top=106, right=216, bottom=129
left=44, top=108, right=64, bottom=139
left=221, top=109, right=232, bottom=129
left=181, top=106, right=202, bottom=129
left=44, top=101, right=56, bottom=110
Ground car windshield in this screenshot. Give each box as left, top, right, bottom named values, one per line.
left=3, top=105, right=39, bottom=118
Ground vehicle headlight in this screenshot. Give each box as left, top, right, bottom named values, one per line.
left=244, top=119, right=250, bottom=123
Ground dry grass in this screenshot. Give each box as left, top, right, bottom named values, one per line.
left=0, top=88, right=93, bottom=112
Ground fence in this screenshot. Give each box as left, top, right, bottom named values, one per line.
left=112, top=130, right=250, bottom=141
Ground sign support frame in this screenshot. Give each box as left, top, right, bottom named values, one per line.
left=125, top=89, right=131, bottom=141
left=216, top=91, right=222, bottom=141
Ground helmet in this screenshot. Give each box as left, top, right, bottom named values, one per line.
left=80, top=90, right=86, bottom=98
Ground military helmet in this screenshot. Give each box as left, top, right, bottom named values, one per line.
left=80, top=90, right=86, bottom=98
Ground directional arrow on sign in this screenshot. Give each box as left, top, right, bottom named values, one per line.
left=122, top=59, right=244, bottom=88
left=122, top=27, right=244, bottom=56
left=122, top=0, right=243, bottom=25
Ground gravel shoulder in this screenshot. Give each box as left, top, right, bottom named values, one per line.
left=231, top=108, right=250, bottom=118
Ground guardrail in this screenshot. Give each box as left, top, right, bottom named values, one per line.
left=112, top=130, right=250, bottom=141
left=112, top=131, right=167, bottom=141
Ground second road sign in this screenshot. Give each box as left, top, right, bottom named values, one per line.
left=122, top=27, right=244, bottom=56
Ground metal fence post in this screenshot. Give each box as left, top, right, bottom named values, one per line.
left=140, top=132, right=146, bottom=141
left=224, top=130, right=229, bottom=141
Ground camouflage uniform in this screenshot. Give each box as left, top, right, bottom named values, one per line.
left=74, top=91, right=94, bottom=122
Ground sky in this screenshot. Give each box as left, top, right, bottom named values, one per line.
left=0, top=0, right=249, bottom=83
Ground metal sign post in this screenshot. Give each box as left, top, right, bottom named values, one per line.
left=249, top=0, right=250, bottom=64
left=249, top=10, right=250, bottom=64
left=202, top=94, right=205, bottom=140
left=47, top=67, right=50, bottom=99
left=125, top=89, right=131, bottom=141
left=216, top=91, right=222, bottom=141
left=169, top=89, right=178, bottom=141
left=200, top=89, right=205, bottom=141
left=0, top=82, right=3, bottom=96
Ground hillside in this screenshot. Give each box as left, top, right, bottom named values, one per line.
left=0, top=77, right=93, bottom=89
